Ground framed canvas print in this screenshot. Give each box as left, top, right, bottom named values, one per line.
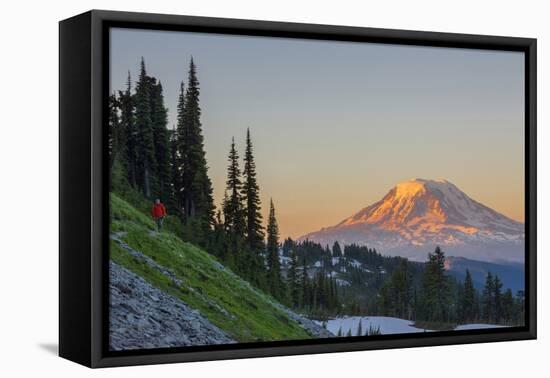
left=59, top=10, right=537, bottom=368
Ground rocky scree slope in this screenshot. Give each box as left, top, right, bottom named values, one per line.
left=110, top=261, right=234, bottom=350
left=109, top=193, right=332, bottom=349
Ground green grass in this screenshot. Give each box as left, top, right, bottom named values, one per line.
left=110, top=193, right=311, bottom=342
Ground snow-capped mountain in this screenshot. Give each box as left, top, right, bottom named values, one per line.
left=299, top=179, right=524, bottom=263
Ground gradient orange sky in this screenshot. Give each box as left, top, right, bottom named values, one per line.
left=111, top=29, right=525, bottom=239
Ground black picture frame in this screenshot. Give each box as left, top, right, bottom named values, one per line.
left=59, top=9, right=537, bottom=368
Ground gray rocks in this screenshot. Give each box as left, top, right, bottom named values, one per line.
left=110, top=261, right=234, bottom=351
left=110, top=234, right=184, bottom=287
left=281, top=309, right=334, bottom=338
left=266, top=301, right=334, bottom=338
left=111, top=235, right=236, bottom=321
left=109, top=232, right=334, bottom=349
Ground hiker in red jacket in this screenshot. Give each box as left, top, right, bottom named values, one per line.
left=151, top=199, right=167, bottom=231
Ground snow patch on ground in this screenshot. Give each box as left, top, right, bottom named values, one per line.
left=324, top=316, right=510, bottom=336
left=455, top=323, right=508, bottom=330
left=325, top=316, right=429, bottom=335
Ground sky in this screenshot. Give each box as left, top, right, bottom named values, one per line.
left=110, top=28, right=525, bottom=239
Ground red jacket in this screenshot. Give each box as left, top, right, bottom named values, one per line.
left=151, top=203, right=167, bottom=218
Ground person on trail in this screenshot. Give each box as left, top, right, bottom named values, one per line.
left=151, top=199, right=167, bottom=231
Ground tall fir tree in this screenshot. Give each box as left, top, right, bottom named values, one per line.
left=149, top=80, right=171, bottom=201
left=379, top=259, right=411, bottom=319
left=501, top=288, right=514, bottom=324
left=223, top=137, right=245, bottom=240
left=493, top=275, right=503, bottom=323
left=287, top=249, right=300, bottom=307
left=189, top=164, right=216, bottom=244
left=461, top=269, right=476, bottom=322
left=422, top=246, right=450, bottom=322
left=266, top=199, right=282, bottom=298
left=209, top=208, right=229, bottom=261
left=108, top=93, right=120, bottom=169
left=482, top=272, right=495, bottom=323
left=332, top=241, right=343, bottom=257
left=174, top=81, right=186, bottom=209
left=134, top=58, right=156, bottom=197
left=300, top=256, right=309, bottom=309
left=118, top=71, right=137, bottom=187
left=168, top=124, right=181, bottom=213
left=176, top=59, right=215, bottom=236
left=241, top=128, right=265, bottom=253
left=108, top=93, right=130, bottom=192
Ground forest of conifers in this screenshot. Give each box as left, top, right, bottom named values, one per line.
left=109, top=57, right=524, bottom=329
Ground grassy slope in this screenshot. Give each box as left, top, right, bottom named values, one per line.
left=110, top=193, right=311, bottom=343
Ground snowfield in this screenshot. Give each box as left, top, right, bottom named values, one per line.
left=454, top=323, right=508, bottom=330
left=325, top=316, right=429, bottom=335
left=323, top=316, right=510, bottom=336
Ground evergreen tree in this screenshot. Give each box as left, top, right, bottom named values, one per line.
left=168, top=125, right=181, bottom=213
left=367, top=325, right=381, bottom=336
left=174, top=81, right=186, bottom=208
left=459, top=269, right=476, bottom=322
left=108, top=93, right=120, bottom=169
left=241, top=128, right=265, bottom=253
left=379, top=259, right=411, bottom=319
left=482, top=272, right=495, bottom=323
left=287, top=249, right=300, bottom=307
left=515, top=290, right=526, bottom=325
left=217, top=137, right=266, bottom=288
left=300, top=256, right=309, bottom=309
left=332, top=241, right=343, bottom=258
left=177, top=58, right=215, bottom=230
left=188, top=165, right=215, bottom=244
left=208, top=208, right=229, bottom=261
left=108, top=93, right=129, bottom=192
left=134, top=58, right=156, bottom=197
left=150, top=80, right=171, bottom=201
left=223, top=137, right=245, bottom=239
left=118, top=72, right=137, bottom=187
left=324, top=244, right=333, bottom=269
left=266, top=199, right=282, bottom=298
left=494, top=275, right=503, bottom=323
left=501, top=288, right=514, bottom=325
left=315, top=272, right=327, bottom=312
left=422, top=246, right=450, bottom=322
left=282, top=238, right=294, bottom=256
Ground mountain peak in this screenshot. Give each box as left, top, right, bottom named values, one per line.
left=392, top=178, right=448, bottom=197
left=340, top=178, right=522, bottom=232
left=394, top=179, right=427, bottom=198
left=397, top=177, right=454, bottom=191
left=299, top=178, right=524, bottom=263
left=409, top=178, right=449, bottom=184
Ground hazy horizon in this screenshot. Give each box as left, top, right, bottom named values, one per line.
left=110, top=28, right=525, bottom=239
